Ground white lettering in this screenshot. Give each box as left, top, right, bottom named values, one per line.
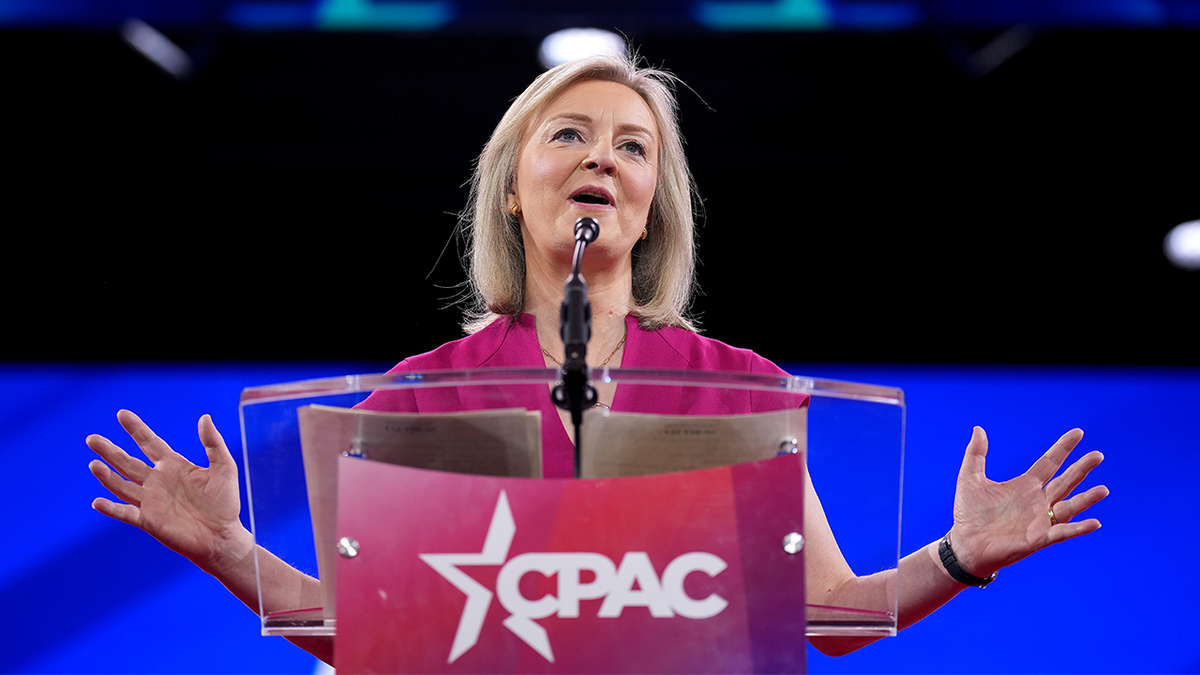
left=496, top=553, right=559, bottom=662
left=425, top=492, right=732, bottom=664
left=598, top=552, right=675, bottom=618
left=556, top=553, right=617, bottom=618
left=496, top=553, right=559, bottom=619
left=662, top=552, right=729, bottom=619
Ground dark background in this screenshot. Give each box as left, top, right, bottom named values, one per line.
left=7, top=27, right=1198, bottom=364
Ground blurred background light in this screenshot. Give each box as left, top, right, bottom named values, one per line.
left=1164, top=219, right=1200, bottom=270
left=538, top=28, right=626, bottom=69
left=119, top=18, right=192, bottom=80
left=967, top=24, right=1035, bottom=75
left=5, top=0, right=1200, bottom=30
left=315, top=0, right=453, bottom=31
left=695, top=0, right=830, bottom=30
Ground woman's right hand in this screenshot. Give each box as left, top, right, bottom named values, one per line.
left=88, top=410, right=254, bottom=575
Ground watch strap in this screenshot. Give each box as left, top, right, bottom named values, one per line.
left=938, top=534, right=997, bottom=588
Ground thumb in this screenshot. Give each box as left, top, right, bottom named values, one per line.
left=959, top=426, right=988, bottom=478
left=197, top=414, right=233, bottom=468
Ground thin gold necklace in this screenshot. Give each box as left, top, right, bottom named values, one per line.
left=541, top=324, right=627, bottom=368
left=542, top=327, right=626, bottom=411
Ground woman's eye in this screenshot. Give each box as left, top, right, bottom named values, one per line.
left=552, top=128, right=582, bottom=143
left=621, top=140, right=646, bottom=156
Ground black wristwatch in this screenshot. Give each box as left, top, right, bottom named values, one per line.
left=938, top=534, right=997, bottom=588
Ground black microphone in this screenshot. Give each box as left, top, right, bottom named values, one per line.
left=560, top=217, right=599, bottom=359
left=574, top=216, right=599, bottom=245
left=553, top=217, right=600, bottom=477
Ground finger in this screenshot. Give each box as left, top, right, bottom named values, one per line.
left=86, top=434, right=151, bottom=484
left=1045, top=450, right=1105, bottom=503
left=1046, top=518, right=1101, bottom=545
left=1052, top=484, right=1110, bottom=522
left=92, top=496, right=142, bottom=526
left=958, top=427, right=988, bottom=478
left=1027, top=428, right=1084, bottom=486
left=197, top=414, right=234, bottom=470
left=117, top=409, right=176, bottom=465
left=89, top=459, right=145, bottom=507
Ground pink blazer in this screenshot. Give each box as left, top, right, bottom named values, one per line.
left=357, top=314, right=801, bottom=478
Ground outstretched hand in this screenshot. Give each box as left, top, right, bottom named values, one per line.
left=949, top=427, right=1109, bottom=578
left=87, top=410, right=253, bottom=574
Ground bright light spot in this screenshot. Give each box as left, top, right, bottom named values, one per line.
left=1164, top=220, right=1200, bottom=270
left=120, top=18, right=193, bottom=80
left=538, top=28, right=626, bottom=69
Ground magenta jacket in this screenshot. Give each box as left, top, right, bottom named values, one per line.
left=357, top=314, right=799, bottom=478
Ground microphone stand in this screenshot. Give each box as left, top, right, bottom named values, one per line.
left=552, top=217, right=599, bottom=478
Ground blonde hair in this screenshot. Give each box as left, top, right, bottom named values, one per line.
left=461, top=51, right=699, bottom=334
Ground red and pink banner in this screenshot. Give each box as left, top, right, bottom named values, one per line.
left=335, top=454, right=807, bottom=673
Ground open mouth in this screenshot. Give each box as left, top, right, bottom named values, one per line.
left=569, top=188, right=614, bottom=206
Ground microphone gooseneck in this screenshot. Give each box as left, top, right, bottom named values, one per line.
left=553, top=217, right=600, bottom=478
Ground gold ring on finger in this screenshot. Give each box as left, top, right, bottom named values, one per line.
left=1048, top=506, right=1060, bottom=526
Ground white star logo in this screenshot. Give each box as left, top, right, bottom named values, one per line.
left=420, top=491, right=549, bottom=663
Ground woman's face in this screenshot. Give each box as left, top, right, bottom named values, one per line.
left=511, top=79, right=659, bottom=271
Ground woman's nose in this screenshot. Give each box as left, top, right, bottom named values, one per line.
left=582, top=143, right=616, bottom=176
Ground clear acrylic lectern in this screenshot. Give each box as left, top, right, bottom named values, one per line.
left=238, top=368, right=904, bottom=673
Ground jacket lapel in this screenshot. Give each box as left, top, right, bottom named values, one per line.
left=614, top=315, right=689, bottom=415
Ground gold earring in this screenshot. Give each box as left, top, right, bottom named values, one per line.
left=509, top=202, right=521, bottom=217
left=640, top=227, right=648, bottom=240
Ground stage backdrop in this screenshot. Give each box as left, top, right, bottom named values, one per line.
left=2, top=361, right=1197, bottom=674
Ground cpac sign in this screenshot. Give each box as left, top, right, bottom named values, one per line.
left=421, top=492, right=729, bottom=664
left=334, top=452, right=809, bottom=674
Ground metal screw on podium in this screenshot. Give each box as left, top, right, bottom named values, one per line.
left=778, top=439, right=800, bottom=455
left=782, top=532, right=804, bottom=554
left=338, top=537, right=360, bottom=558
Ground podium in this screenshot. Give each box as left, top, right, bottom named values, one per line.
left=239, top=368, right=904, bottom=673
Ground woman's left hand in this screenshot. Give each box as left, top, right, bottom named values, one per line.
left=948, top=427, right=1109, bottom=578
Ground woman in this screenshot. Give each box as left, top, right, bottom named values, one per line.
left=87, top=52, right=1108, bottom=663
left=356, top=55, right=803, bottom=478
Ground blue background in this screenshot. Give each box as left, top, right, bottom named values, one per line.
left=4, top=362, right=1197, bottom=673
